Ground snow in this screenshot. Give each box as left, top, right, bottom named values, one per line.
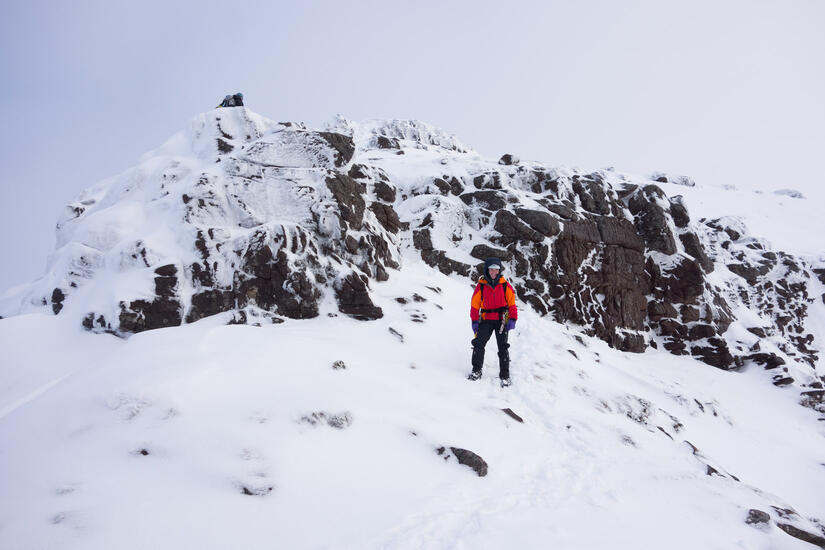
left=1, top=108, right=824, bottom=549
left=645, top=178, right=825, bottom=259
left=1, top=259, right=823, bottom=549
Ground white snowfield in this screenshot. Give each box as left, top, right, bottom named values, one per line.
left=1, top=108, right=824, bottom=549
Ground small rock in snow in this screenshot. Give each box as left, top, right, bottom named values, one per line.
left=389, top=327, right=404, bottom=342
left=501, top=408, right=524, bottom=423
left=745, top=509, right=771, bottom=528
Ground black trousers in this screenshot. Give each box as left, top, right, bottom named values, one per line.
left=471, top=320, right=510, bottom=378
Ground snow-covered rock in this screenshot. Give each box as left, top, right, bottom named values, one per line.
left=1, top=106, right=824, bottom=550
left=1, top=106, right=823, bottom=395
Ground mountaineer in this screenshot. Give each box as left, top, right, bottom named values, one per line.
left=469, top=257, right=517, bottom=387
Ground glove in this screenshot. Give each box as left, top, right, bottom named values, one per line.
left=506, top=319, right=516, bottom=331
left=471, top=321, right=479, bottom=333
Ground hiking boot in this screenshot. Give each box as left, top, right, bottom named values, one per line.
left=500, top=377, right=512, bottom=387
left=467, top=371, right=482, bottom=381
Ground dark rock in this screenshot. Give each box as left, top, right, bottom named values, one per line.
left=670, top=198, right=690, bottom=228
left=597, top=217, right=645, bottom=251
left=776, top=523, right=825, bottom=547
left=688, top=323, right=716, bottom=341
left=628, top=187, right=677, bottom=254
left=413, top=229, right=433, bottom=251
left=660, top=258, right=705, bottom=304
left=347, top=163, right=369, bottom=180
left=335, top=273, right=383, bottom=320
left=541, top=202, right=577, bottom=220
left=745, top=509, right=771, bottom=526
left=800, top=390, right=825, bottom=413
left=648, top=302, right=677, bottom=321
left=493, top=210, right=543, bottom=244
left=659, top=319, right=688, bottom=338
left=450, top=447, right=488, bottom=477
left=498, top=154, right=519, bottom=166
left=460, top=190, right=507, bottom=211
left=514, top=208, right=561, bottom=237
left=679, top=233, right=713, bottom=272
left=727, top=263, right=768, bottom=285
left=746, top=327, right=767, bottom=338
left=318, top=132, right=356, bottom=166
left=561, top=219, right=601, bottom=243
left=236, top=240, right=321, bottom=320
left=240, top=484, right=273, bottom=497
left=51, top=288, right=65, bottom=315
left=216, top=138, right=234, bottom=153
left=773, top=375, right=795, bottom=386
left=448, top=176, right=464, bottom=195
left=154, top=264, right=177, bottom=277
left=369, top=202, right=401, bottom=233
left=691, top=339, right=735, bottom=369
left=119, top=297, right=182, bottom=333
left=747, top=353, right=785, bottom=369
left=187, top=289, right=235, bottom=323
left=421, top=249, right=472, bottom=277
left=332, top=360, right=346, bottom=370
left=572, top=178, right=612, bottom=215
left=680, top=305, right=701, bottom=322
left=470, top=244, right=511, bottom=261
left=501, top=408, right=524, bottom=423
left=326, top=173, right=366, bottom=230
left=432, top=178, right=452, bottom=195
left=664, top=340, right=688, bottom=354
left=375, top=135, right=400, bottom=149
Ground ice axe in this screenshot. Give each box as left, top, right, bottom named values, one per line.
left=499, top=310, right=510, bottom=334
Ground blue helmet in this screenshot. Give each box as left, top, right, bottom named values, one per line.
left=236, top=92, right=244, bottom=98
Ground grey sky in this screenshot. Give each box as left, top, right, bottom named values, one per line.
left=1, top=0, right=823, bottom=292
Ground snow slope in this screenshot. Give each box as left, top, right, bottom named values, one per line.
left=1, top=259, right=824, bottom=549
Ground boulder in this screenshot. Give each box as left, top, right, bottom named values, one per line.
left=493, top=210, right=543, bottom=244
left=679, top=232, right=713, bottom=272
left=514, top=208, right=561, bottom=237
left=498, top=154, right=519, bottom=166
left=460, top=190, right=508, bottom=211
left=374, top=180, right=396, bottom=203
left=335, top=273, right=383, bottom=320
left=449, top=447, right=488, bottom=477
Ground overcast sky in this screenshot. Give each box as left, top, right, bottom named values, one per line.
left=1, top=0, right=823, bottom=292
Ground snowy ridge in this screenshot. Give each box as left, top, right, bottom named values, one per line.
left=1, top=106, right=824, bottom=548
left=327, top=114, right=471, bottom=153
left=1, top=107, right=824, bottom=393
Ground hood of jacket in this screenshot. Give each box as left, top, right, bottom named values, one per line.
left=483, top=257, right=504, bottom=287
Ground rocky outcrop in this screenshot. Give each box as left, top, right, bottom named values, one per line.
left=8, top=107, right=823, bottom=398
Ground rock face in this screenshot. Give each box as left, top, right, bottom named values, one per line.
left=3, top=107, right=823, bottom=397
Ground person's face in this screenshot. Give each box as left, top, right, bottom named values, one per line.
left=488, top=267, right=500, bottom=278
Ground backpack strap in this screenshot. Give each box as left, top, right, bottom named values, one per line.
left=479, top=279, right=509, bottom=320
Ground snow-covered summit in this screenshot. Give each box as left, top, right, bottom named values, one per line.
left=2, top=107, right=825, bottom=389
left=326, top=114, right=472, bottom=153
left=1, top=106, right=824, bottom=549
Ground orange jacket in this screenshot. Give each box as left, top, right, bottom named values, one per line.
left=470, top=277, right=518, bottom=321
